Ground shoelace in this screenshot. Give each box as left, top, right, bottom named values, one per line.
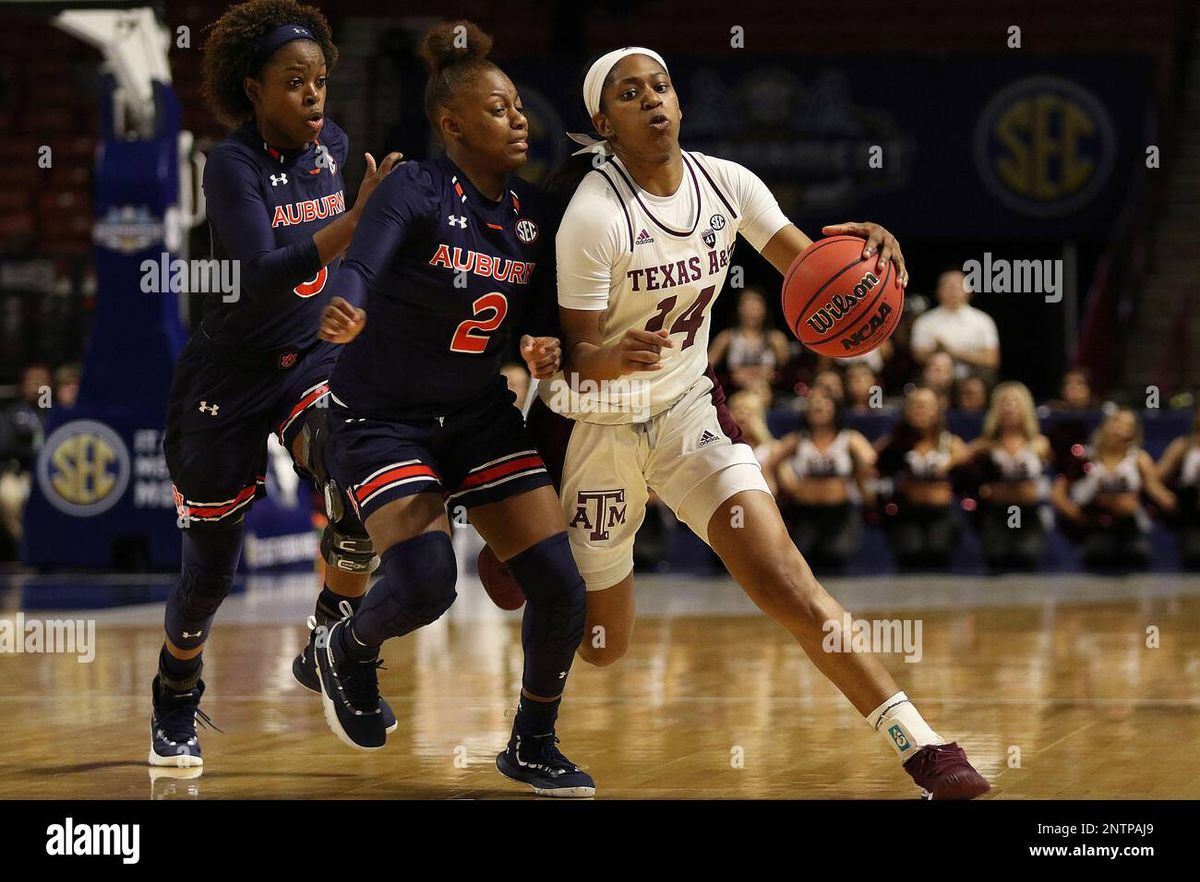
left=157, top=694, right=223, bottom=741
left=523, top=734, right=578, bottom=772
left=339, top=656, right=385, bottom=712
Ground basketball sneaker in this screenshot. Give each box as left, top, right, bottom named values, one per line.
left=293, top=614, right=398, bottom=733
left=477, top=544, right=526, bottom=610
left=496, top=732, right=595, bottom=797
left=902, top=741, right=991, bottom=800
left=312, top=620, right=386, bottom=750
left=149, top=676, right=217, bottom=768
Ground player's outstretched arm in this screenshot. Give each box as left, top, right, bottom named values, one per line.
left=560, top=307, right=675, bottom=383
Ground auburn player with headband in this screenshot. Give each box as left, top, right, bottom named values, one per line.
left=153, top=0, right=403, bottom=768
left=498, top=46, right=989, bottom=798
left=306, top=20, right=594, bottom=797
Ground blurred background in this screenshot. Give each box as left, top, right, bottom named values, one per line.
left=1, top=0, right=1198, bottom=582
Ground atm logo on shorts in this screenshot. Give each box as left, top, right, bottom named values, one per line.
left=569, top=489, right=627, bottom=541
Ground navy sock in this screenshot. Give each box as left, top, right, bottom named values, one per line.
left=315, top=586, right=361, bottom=625
left=515, top=696, right=562, bottom=737
left=158, top=645, right=202, bottom=693
left=338, top=620, right=380, bottom=662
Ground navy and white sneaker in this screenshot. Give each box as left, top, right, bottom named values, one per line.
left=294, top=615, right=398, bottom=733
left=496, top=732, right=596, bottom=798
left=313, top=620, right=386, bottom=750
left=148, top=676, right=217, bottom=768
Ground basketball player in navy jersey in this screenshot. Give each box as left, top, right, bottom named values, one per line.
left=305, top=20, right=593, bottom=797
left=152, top=1, right=404, bottom=768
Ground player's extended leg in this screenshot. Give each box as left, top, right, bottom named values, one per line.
left=286, top=407, right=398, bottom=733
left=704, top=485, right=989, bottom=800
left=311, top=491, right=455, bottom=750
left=575, top=573, right=635, bottom=667
left=151, top=519, right=242, bottom=767
left=469, top=484, right=594, bottom=797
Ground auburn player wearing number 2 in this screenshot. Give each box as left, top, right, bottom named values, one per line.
left=492, top=47, right=989, bottom=799
left=307, top=21, right=594, bottom=797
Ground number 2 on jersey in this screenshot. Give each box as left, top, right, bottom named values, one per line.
left=644, top=285, right=716, bottom=350
left=450, top=292, right=508, bottom=353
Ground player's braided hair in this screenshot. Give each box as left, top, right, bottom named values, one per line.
left=201, top=0, right=338, bottom=128
left=418, top=19, right=499, bottom=129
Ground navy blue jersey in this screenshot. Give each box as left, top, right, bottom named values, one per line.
left=199, top=118, right=350, bottom=350
left=329, top=154, right=560, bottom=420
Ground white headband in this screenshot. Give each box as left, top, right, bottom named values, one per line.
left=570, top=47, right=670, bottom=157
left=583, top=46, right=669, bottom=118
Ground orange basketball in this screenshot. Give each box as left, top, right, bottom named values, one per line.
left=781, top=235, right=905, bottom=358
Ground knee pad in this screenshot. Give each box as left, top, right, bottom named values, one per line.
left=165, top=524, right=243, bottom=650
left=352, top=531, right=457, bottom=644
left=507, top=531, right=587, bottom=658
left=303, top=407, right=380, bottom=575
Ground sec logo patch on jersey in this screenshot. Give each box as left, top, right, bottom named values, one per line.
left=515, top=218, right=539, bottom=244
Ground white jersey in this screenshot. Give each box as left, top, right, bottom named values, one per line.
left=539, top=151, right=790, bottom=424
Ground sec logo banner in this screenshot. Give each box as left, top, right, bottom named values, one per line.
left=37, top=420, right=131, bottom=516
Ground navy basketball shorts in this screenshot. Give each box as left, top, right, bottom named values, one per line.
left=326, top=383, right=552, bottom=523
left=163, top=330, right=338, bottom=526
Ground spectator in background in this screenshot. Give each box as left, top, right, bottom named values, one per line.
left=1045, top=367, right=1095, bottom=411
left=966, top=382, right=1051, bottom=570
left=1052, top=408, right=1175, bottom=570
left=728, top=389, right=779, bottom=496
left=878, top=295, right=925, bottom=396
left=709, top=287, right=790, bottom=396
left=54, top=362, right=81, bottom=409
left=1044, top=367, right=1099, bottom=476
left=911, top=269, right=999, bottom=381
left=768, top=387, right=875, bottom=572
left=500, top=361, right=530, bottom=410
left=955, top=374, right=990, bottom=414
left=810, top=368, right=845, bottom=404
left=845, top=362, right=880, bottom=414
left=876, top=387, right=969, bottom=569
left=0, top=363, right=52, bottom=559
left=1157, top=409, right=1200, bottom=569
left=921, top=350, right=955, bottom=413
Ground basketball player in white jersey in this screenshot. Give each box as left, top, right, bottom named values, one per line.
left=505, top=47, right=990, bottom=799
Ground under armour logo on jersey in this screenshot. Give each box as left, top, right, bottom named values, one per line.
left=270, top=173, right=288, bottom=186
left=182, top=630, right=203, bottom=639
left=198, top=401, right=219, bottom=416
left=448, top=214, right=467, bottom=229
left=313, top=143, right=336, bottom=174
left=635, top=228, right=655, bottom=246
left=697, top=429, right=719, bottom=448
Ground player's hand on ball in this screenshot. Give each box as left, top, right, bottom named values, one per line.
left=821, top=221, right=909, bottom=288
left=320, top=296, right=366, bottom=344
left=520, top=335, right=561, bottom=379
left=617, top=328, right=674, bottom=374
left=356, top=151, right=405, bottom=206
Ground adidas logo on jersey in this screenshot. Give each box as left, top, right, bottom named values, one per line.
left=635, top=228, right=655, bottom=246
left=697, top=429, right=719, bottom=448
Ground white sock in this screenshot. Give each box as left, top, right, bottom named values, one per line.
left=866, top=691, right=944, bottom=761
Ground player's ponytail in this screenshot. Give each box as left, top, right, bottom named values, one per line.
left=418, top=20, right=498, bottom=130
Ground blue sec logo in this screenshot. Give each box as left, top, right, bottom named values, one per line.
left=37, top=420, right=131, bottom=516
left=973, top=76, right=1115, bottom=218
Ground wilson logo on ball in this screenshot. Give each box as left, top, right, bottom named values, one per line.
left=804, top=271, right=879, bottom=335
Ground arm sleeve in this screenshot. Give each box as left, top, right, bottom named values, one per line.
left=202, top=146, right=322, bottom=295
left=334, top=162, right=431, bottom=309
left=555, top=180, right=621, bottom=311
left=713, top=158, right=791, bottom=252
left=522, top=210, right=563, bottom=338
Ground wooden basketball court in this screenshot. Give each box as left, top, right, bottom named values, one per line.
left=2, top=570, right=1198, bottom=799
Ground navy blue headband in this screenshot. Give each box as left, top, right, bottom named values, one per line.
left=258, top=24, right=317, bottom=60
